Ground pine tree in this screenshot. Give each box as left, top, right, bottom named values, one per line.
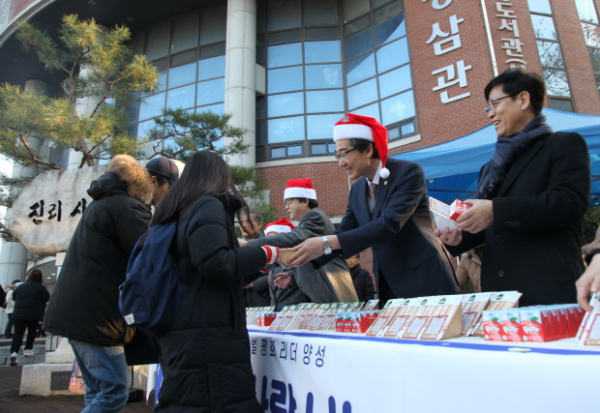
left=0, top=14, right=159, bottom=171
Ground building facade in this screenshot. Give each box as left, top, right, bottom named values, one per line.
left=0, top=0, right=599, bottom=300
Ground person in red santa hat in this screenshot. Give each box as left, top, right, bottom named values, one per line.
left=239, top=178, right=358, bottom=304
left=288, top=114, right=458, bottom=302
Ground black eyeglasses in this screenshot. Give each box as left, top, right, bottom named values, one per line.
left=484, top=93, right=520, bottom=114
left=334, top=147, right=357, bottom=160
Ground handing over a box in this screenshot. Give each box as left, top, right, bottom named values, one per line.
left=429, top=197, right=471, bottom=231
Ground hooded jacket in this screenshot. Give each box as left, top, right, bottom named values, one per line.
left=44, top=155, right=153, bottom=346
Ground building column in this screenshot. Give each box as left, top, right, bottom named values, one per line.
left=224, top=0, right=257, bottom=167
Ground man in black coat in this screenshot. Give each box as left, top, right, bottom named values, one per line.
left=437, top=69, right=590, bottom=306
left=346, top=253, right=375, bottom=302
left=44, top=155, right=176, bottom=413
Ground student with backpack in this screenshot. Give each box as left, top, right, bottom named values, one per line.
left=150, top=151, right=279, bottom=413
left=44, top=155, right=178, bottom=413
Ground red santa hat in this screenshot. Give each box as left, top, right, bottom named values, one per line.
left=284, top=178, right=317, bottom=201
left=333, top=113, right=390, bottom=179
left=265, top=218, right=295, bottom=234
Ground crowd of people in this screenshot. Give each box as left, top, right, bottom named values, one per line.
left=0, top=67, right=598, bottom=413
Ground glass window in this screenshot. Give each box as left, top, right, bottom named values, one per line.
left=287, top=145, right=303, bottom=156
left=582, top=23, right=600, bottom=47
left=381, top=89, right=415, bottom=125
left=256, top=120, right=267, bottom=145
left=401, top=121, right=415, bottom=135
left=376, top=37, right=409, bottom=73
left=550, top=98, right=574, bottom=112
left=139, top=92, right=166, bottom=120
left=269, top=30, right=302, bottom=45
left=131, top=33, right=144, bottom=55
left=268, top=66, right=304, bottom=93
left=197, top=103, right=224, bottom=115
left=137, top=120, right=156, bottom=140
left=343, top=0, right=370, bottom=22
left=197, top=78, right=225, bottom=106
left=372, top=0, right=396, bottom=8
left=305, top=64, right=343, bottom=89
left=271, top=146, right=286, bottom=158
left=126, top=99, right=140, bottom=124
left=378, top=64, right=412, bottom=98
left=304, top=0, right=339, bottom=26
left=589, top=47, right=600, bottom=75
left=256, top=146, right=266, bottom=162
left=543, top=69, right=571, bottom=97
left=306, top=90, right=345, bottom=113
left=268, top=92, right=304, bottom=118
left=268, top=116, right=305, bottom=143
left=527, top=0, right=552, bottom=14
left=200, top=5, right=227, bottom=45
left=375, top=13, right=406, bottom=46
left=200, top=42, right=226, bottom=58
left=168, top=62, right=197, bottom=89
left=171, top=12, right=199, bottom=53
left=305, top=41, right=342, bottom=63
left=268, top=43, right=303, bottom=68
left=352, top=102, right=380, bottom=121
left=267, top=0, right=302, bottom=31
left=536, top=41, right=564, bottom=68
left=344, top=15, right=371, bottom=37
left=311, top=142, right=328, bottom=155
left=348, top=78, right=378, bottom=110
left=346, top=53, right=376, bottom=85
left=575, top=0, right=599, bottom=23
left=167, top=84, right=196, bottom=110
left=198, top=55, right=226, bottom=80
left=374, top=1, right=404, bottom=23
left=307, top=113, right=343, bottom=140
left=153, top=71, right=167, bottom=94
left=388, top=126, right=399, bottom=140
left=257, top=96, right=267, bottom=119
left=345, top=27, right=373, bottom=60
left=531, top=15, right=557, bottom=40
left=145, top=22, right=170, bottom=61
left=306, top=28, right=340, bottom=41
left=170, top=49, right=197, bottom=67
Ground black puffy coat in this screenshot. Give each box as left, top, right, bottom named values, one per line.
left=156, top=196, right=267, bottom=413
left=44, top=170, right=152, bottom=346
left=12, top=282, right=50, bottom=321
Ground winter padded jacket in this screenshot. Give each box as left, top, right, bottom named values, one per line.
left=44, top=166, right=153, bottom=346
left=156, top=195, right=267, bottom=413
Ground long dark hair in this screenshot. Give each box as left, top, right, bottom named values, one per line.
left=151, top=151, right=249, bottom=227
left=26, top=269, right=43, bottom=284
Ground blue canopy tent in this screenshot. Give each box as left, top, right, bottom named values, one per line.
left=392, top=108, right=600, bottom=205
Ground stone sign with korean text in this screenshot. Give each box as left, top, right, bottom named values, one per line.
left=8, top=165, right=107, bottom=255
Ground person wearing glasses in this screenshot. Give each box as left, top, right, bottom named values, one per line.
left=239, top=178, right=357, bottom=303
left=287, top=114, right=458, bottom=303
left=435, top=69, right=590, bottom=306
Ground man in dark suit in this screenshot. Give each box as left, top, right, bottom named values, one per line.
left=436, top=69, right=590, bottom=306
left=288, top=114, right=458, bottom=302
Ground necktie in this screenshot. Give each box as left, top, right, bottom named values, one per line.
left=370, top=182, right=377, bottom=212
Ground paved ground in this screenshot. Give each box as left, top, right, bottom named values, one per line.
left=0, top=366, right=155, bottom=413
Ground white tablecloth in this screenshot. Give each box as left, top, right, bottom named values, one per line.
left=248, top=327, right=600, bottom=413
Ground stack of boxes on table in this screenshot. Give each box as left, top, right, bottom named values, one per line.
left=247, top=291, right=598, bottom=345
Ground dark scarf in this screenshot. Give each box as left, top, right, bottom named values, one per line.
left=476, top=114, right=553, bottom=199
